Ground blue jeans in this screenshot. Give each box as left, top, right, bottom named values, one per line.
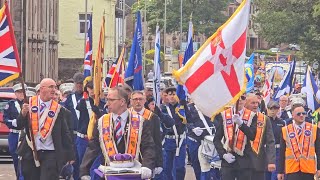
left=163, top=138, right=186, bottom=180
left=76, top=136, right=89, bottom=164
left=8, top=132, right=19, bottom=177
left=265, top=148, right=280, bottom=180
left=186, top=137, right=201, bottom=180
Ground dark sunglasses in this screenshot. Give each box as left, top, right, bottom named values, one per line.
left=296, top=112, right=306, bottom=116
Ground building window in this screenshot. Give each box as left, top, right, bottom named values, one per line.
left=79, top=13, right=91, bottom=37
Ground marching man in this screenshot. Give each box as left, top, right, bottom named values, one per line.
left=80, top=86, right=156, bottom=180
left=213, top=94, right=257, bottom=180
left=278, top=103, right=320, bottom=180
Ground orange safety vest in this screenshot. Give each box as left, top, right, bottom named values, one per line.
left=29, top=96, right=60, bottom=140
left=251, top=112, right=266, bottom=154
left=223, top=108, right=253, bottom=156
left=282, top=122, right=317, bottom=174
left=100, top=111, right=143, bottom=163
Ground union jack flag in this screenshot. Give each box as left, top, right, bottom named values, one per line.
left=0, top=2, right=21, bottom=86
left=105, top=47, right=125, bottom=88
left=83, top=14, right=93, bottom=82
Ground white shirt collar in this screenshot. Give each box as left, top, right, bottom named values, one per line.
left=293, top=121, right=305, bottom=129
left=39, top=96, right=52, bottom=108
left=112, top=110, right=129, bottom=122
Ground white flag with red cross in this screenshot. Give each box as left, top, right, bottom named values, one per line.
left=173, top=0, right=251, bottom=118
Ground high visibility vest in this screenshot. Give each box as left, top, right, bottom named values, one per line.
left=282, top=122, right=317, bottom=174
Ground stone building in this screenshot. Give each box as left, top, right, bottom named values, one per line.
left=0, top=0, right=59, bottom=84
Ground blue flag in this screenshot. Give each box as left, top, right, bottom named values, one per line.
left=301, top=66, right=320, bottom=112
left=125, top=11, right=144, bottom=90
left=176, top=21, right=193, bottom=101
left=245, top=53, right=254, bottom=93
left=273, top=60, right=296, bottom=100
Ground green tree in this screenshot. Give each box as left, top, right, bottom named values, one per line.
left=131, top=0, right=228, bottom=37
left=254, top=0, right=320, bottom=63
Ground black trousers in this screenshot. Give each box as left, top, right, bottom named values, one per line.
left=252, top=170, right=265, bottom=180
left=21, top=150, right=59, bottom=180
left=221, top=167, right=252, bottom=180
left=286, top=171, right=314, bottom=180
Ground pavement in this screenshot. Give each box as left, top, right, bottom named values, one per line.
left=0, top=158, right=196, bottom=180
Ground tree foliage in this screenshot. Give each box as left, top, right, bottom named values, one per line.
left=131, top=0, right=229, bottom=37
left=254, top=0, right=320, bottom=63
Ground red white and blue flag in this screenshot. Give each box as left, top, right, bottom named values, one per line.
left=105, top=47, right=125, bottom=88
left=173, top=0, right=250, bottom=117
left=83, top=14, right=93, bottom=82
left=0, top=2, right=21, bottom=86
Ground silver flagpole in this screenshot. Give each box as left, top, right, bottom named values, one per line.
left=143, top=0, right=147, bottom=82
left=164, top=0, right=167, bottom=54
left=84, top=0, right=88, bottom=58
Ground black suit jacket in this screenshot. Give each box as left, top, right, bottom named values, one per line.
left=16, top=107, right=75, bottom=170
left=213, top=111, right=257, bottom=169
left=249, top=116, right=276, bottom=172
left=79, top=113, right=156, bottom=177
left=148, top=112, right=163, bottom=168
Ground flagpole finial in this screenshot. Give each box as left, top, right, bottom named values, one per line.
left=190, top=12, right=193, bottom=21
left=91, top=6, right=93, bottom=11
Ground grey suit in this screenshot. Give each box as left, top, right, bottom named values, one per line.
left=250, top=116, right=276, bottom=180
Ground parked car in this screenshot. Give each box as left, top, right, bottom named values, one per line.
left=289, top=43, right=300, bottom=51
left=269, top=47, right=280, bottom=53
left=0, top=87, right=16, bottom=153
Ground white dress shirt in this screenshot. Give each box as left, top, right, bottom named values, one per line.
left=112, top=110, right=129, bottom=133
left=35, top=97, right=55, bottom=151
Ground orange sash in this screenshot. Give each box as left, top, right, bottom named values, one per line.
left=286, top=123, right=312, bottom=160
left=251, top=112, right=266, bottom=154
left=223, top=108, right=252, bottom=156
left=100, top=111, right=142, bottom=163
left=29, top=96, right=60, bottom=140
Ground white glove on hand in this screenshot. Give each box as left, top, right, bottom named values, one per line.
left=141, top=167, right=152, bottom=179
left=192, top=127, right=203, bottom=136
left=80, top=175, right=91, bottom=180
left=223, top=153, right=236, bottom=164
left=232, top=114, right=243, bottom=125
left=154, top=167, right=163, bottom=175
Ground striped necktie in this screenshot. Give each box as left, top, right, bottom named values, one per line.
left=115, top=116, right=122, bottom=144
left=40, top=102, right=46, bottom=114
left=297, top=125, right=302, bottom=136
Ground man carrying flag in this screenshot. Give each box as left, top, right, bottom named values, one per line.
left=125, top=11, right=144, bottom=91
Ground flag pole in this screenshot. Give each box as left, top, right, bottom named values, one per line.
left=4, top=0, right=39, bottom=165
left=143, top=0, right=147, bottom=82
left=84, top=0, right=88, bottom=59
left=164, top=0, right=167, bottom=54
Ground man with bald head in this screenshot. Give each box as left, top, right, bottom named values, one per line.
left=16, top=78, right=75, bottom=180
left=245, top=93, right=276, bottom=180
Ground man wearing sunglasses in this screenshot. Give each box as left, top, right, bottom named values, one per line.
left=278, top=104, right=320, bottom=180
left=213, top=94, right=257, bottom=180
left=245, top=93, right=276, bottom=180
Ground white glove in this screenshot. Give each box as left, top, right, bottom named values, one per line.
left=11, top=119, right=17, bottom=127
left=223, top=153, right=236, bottom=164
left=141, top=167, right=152, bottom=179
left=154, top=167, right=163, bottom=175
left=232, top=114, right=243, bottom=125
left=80, top=175, right=91, bottom=180
left=192, top=127, right=203, bottom=136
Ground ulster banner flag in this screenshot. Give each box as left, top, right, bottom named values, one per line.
left=173, top=0, right=250, bottom=118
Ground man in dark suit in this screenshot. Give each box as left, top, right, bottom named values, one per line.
left=80, top=86, right=156, bottom=180
left=213, top=94, right=257, bottom=180
left=17, top=78, right=75, bottom=180
left=245, top=93, right=276, bottom=180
